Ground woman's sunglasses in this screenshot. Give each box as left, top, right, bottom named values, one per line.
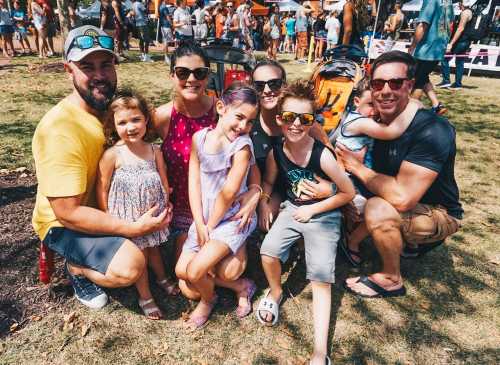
left=253, top=78, right=283, bottom=93
left=370, top=78, right=408, bottom=91
left=174, top=66, right=210, bottom=81
left=70, top=35, right=114, bottom=53
left=280, top=111, right=315, bottom=126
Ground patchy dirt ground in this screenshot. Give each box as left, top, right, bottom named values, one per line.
left=0, top=170, right=73, bottom=337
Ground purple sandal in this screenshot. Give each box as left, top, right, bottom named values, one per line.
left=235, top=279, right=257, bottom=319
left=185, top=294, right=218, bottom=330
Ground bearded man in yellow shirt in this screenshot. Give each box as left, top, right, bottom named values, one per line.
left=32, top=25, right=172, bottom=309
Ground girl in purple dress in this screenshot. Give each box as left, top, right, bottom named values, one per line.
left=175, top=84, right=260, bottom=330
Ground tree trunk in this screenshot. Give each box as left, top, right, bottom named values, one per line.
left=56, top=0, right=71, bottom=41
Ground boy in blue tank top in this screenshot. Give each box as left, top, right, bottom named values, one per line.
left=256, top=80, right=355, bottom=365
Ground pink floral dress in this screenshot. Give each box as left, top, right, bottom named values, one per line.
left=161, top=102, right=217, bottom=232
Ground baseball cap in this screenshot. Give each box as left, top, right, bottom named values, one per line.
left=64, top=25, right=117, bottom=62
left=227, top=2, right=233, bottom=6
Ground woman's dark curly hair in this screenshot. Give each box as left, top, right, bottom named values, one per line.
left=103, top=89, right=157, bottom=148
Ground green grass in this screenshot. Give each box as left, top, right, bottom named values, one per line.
left=0, top=51, right=499, bottom=364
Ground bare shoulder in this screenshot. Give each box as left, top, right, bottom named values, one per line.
left=100, top=146, right=118, bottom=166
left=153, top=101, right=174, bottom=138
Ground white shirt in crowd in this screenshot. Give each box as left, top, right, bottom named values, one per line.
left=173, top=6, right=193, bottom=36
left=325, top=15, right=340, bottom=42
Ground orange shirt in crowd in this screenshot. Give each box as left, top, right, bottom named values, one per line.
left=215, top=13, right=225, bottom=39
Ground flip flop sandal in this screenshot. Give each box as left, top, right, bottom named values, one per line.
left=157, top=278, right=181, bottom=296
left=309, top=355, right=332, bottom=365
left=139, top=298, right=163, bottom=320
left=256, top=288, right=283, bottom=326
left=235, top=279, right=257, bottom=319
left=184, top=295, right=218, bottom=331
left=344, top=276, right=406, bottom=299
left=338, top=232, right=363, bottom=268
left=401, top=240, right=444, bottom=259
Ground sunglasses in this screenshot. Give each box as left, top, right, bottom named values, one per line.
left=370, top=78, right=408, bottom=91
left=70, top=35, right=114, bottom=53
left=253, top=78, right=283, bottom=93
left=280, top=111, right=315, bottom=126
left=174, top=66, right=210, bottom=81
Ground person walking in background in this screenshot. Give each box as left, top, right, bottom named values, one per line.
left=11, top=0, right=33, bottom=55
left=131, top=0, right=152, bottom=62
left=173, top=0, right=193, bottom=42
left=39, top=0, right=55, bottom=56
left=384, top=1, right=405, bottom=41
left=338, top=0, right=369, bottom=47
left=325, top=10, right=340, bottom=49
left=295, top=3, right=312, bottom=63
left=222, top=2, right=239, bottom=48
left=285, top=11, right=296, bottom=53
left=214, top=5, right=225, bottom=40
left=0, top=0, right=16, bottom=57
left=313, top=11, right=327, bottom=61
left=159, top=0, right=173, bottom=64
left=100, top=0, right=127, bottom=60
left=409, top=0, right=454, bottom=115
left=31, top=0, right=49, bottom=58
left=438, top=0, right=474, bottom=90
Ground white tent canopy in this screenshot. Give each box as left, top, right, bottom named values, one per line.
left=324, top=0, right=346, bottom=13
left=278, top=0, right=301, bottom=12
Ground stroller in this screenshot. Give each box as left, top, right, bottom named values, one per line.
left=310, top=45, right=367, bottom=137
left=203, top=41, right=257, bottom=97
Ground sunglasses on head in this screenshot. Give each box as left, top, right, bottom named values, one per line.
left=253, top=78, right=283, bottom=93
left=280, top=111, right=315, bottom=126
left=370, top=78, right=408, bottom=91
left=174, top=66, right=210, bottom=81
left=70, top=35, right=114, bottom=53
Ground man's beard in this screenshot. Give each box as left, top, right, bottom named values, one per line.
left=74, top=79, right=116, bottom=112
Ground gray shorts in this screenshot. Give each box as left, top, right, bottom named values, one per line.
left=260, top=200, right=341, bottom=283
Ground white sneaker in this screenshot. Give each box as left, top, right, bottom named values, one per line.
left=164, top=55, right=170, bottom=64
left=144, top=54, right=153, bottom=62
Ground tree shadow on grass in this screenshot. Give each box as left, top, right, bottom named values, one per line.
left=333, top=239, right=498, bottom=363
left=0, top=184, right=36, bottom=207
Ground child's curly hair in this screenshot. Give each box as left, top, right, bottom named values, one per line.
left=103, top=89, right=157, bottom=148
left=277, top=80, right=317, bottom=112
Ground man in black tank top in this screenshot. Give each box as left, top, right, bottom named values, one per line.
left=336, top=51, right=462, bottom=299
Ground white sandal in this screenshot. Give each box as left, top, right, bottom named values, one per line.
left=138, top=298, right=163, bottom=320
left=256, top=288, right=283, bottom=326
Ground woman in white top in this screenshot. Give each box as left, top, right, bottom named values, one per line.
left=325, top=11, right=340, bottom=49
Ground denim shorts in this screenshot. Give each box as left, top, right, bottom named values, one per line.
left=44, top=227, right=126, bottom=274
left=260, top=200, right=341, bottom=283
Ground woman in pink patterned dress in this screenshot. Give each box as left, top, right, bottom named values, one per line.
left=154, top=42, right=261, bottom=297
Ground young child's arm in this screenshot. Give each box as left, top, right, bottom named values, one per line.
left=153, top=145, right=170, bottom=201
left=309, top=121, right=334, bottom=150
left=188, top=133, right=209, bottom=245
left=258, top=150, right=279, bottom=231
left=293, top=148, right=355, bottom=222
left=349, top=99, right=422, bottom=140
left=96, top=148, right=117, bottom=212
left=206, top=146, right=252, bottom=230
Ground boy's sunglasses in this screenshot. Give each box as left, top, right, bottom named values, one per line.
left=370, top=78, right=408, bottom=91
left=174, top=66, right=210, bottom=81
left=70, top=35, right=114, bottom=53
left=253, top=78, right=283, bottom=92
left=280, top=111, right=315, bottom=126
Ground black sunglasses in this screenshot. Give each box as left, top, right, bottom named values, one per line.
left=174, top=66, right=210, bottom=81
left=280, top=111, right=315, bottom=126
left=253, top=78, right=283, bottom=93
left=370, top=78, right=408, bottom=91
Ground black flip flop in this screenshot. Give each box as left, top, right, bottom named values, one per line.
left=344, top=276, right=406, bottom=298
left=338, top=226, right=363, bottom=267
left=401, top=240, right=444, bottom=259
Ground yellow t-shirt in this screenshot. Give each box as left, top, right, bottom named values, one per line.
left=32, top=99, right=105, bottom=240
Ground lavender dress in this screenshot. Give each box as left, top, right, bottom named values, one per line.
left=183, top=128, right=257, bottom=254
left=108, top=144, right=170, bottom=249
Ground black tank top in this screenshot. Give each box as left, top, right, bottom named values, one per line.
left=273, top=140, right=330, bottom=206
left=100, top=1, right=115, bottom=30
left=338, top=8, right=363, bottom=47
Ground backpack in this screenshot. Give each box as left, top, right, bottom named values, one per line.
left=463, top=0, right=494, bottom=41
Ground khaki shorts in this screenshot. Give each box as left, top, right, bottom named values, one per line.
left=400, top=204, right=460, bottom=247
left=297, top=32, right=308, bottom=49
